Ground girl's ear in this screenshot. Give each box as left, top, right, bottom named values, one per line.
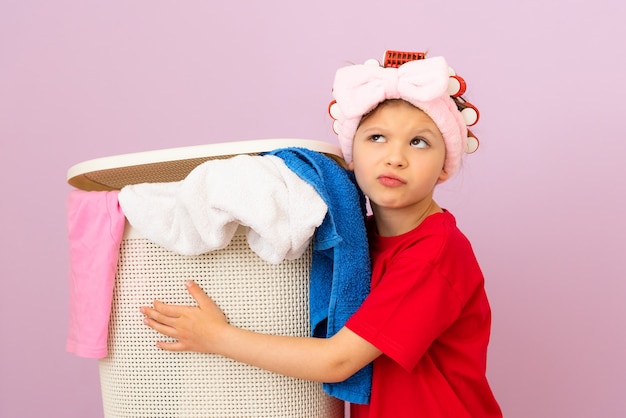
left=437, top=168, right=450, bottom=184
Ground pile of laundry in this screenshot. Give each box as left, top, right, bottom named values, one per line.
left=65, top=147, right=373, bottom=404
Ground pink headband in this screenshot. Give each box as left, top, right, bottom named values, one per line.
left=329, top=51, right=479, bottom=177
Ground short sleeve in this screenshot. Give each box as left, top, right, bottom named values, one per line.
left=346, top=255, right=462, bottom=371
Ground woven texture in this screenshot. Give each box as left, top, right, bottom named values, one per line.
left=76, top=155, right=238, bottom=191
left=100, top=233, right=344, bottom=417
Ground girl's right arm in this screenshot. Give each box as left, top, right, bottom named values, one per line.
left=141, top=280, right=381, bottom=383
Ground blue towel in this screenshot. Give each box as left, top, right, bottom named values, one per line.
left=266, top=147, right=372, bottom=404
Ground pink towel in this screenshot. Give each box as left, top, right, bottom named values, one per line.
left=66, top=190, right=125, bottom=358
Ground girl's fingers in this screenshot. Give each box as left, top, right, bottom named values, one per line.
left=184, top=280, right=214, bottom=309
left=153, top=299, right=186, bottom=318
left=140, top=281, right=226, bottom=353
left=143, top=282, right=215, bottom=319
left=156, top=340, right=186, bottom=352
left=143, top=316, right=177, bottom=339
left=141, top=303, right=176, bottom=325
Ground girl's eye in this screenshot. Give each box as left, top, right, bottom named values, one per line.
left=369, top=134, right=386, bottom=143
left=410, top=137, right=429, bottom=149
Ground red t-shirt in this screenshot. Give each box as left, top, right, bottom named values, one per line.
left=346, top=211, right=502, bottom=417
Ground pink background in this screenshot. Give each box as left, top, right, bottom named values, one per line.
left=1, top=1, right=625, bottom=417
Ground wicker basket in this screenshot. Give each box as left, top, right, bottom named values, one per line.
left=67, top=139, right=345, bottom=417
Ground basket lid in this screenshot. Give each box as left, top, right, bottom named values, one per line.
left=67, top=138, right=344, bottom=191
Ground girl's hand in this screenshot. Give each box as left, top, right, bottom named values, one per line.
left=140, top=280, right=228, bottom=353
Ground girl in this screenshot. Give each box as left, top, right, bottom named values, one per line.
left=141, top=51, right=502, bottom=417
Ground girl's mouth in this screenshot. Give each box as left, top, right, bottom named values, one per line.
left=378, top=174, right=405, bottom=187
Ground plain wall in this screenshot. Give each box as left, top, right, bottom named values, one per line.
left=1, top=1, right=625, bottom=417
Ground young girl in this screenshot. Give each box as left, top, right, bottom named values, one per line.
left=141, top=51, right=502, bottom=417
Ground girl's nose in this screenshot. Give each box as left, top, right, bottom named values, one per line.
left=385, top=146, right=407, bottom=168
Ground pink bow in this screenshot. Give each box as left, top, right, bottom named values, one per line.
left=332, top=56, right=450, bottom=119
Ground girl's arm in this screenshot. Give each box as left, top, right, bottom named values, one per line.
left=141, top=280, right=381, bottom=383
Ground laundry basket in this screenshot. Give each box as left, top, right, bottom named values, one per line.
left=67, top=139, right=346, bottom=418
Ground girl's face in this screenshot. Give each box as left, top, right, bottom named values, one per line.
left=349, top=100, right=449, bottom=217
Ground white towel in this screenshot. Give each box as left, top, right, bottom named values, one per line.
left=118, top=154, right=327, bottom=264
